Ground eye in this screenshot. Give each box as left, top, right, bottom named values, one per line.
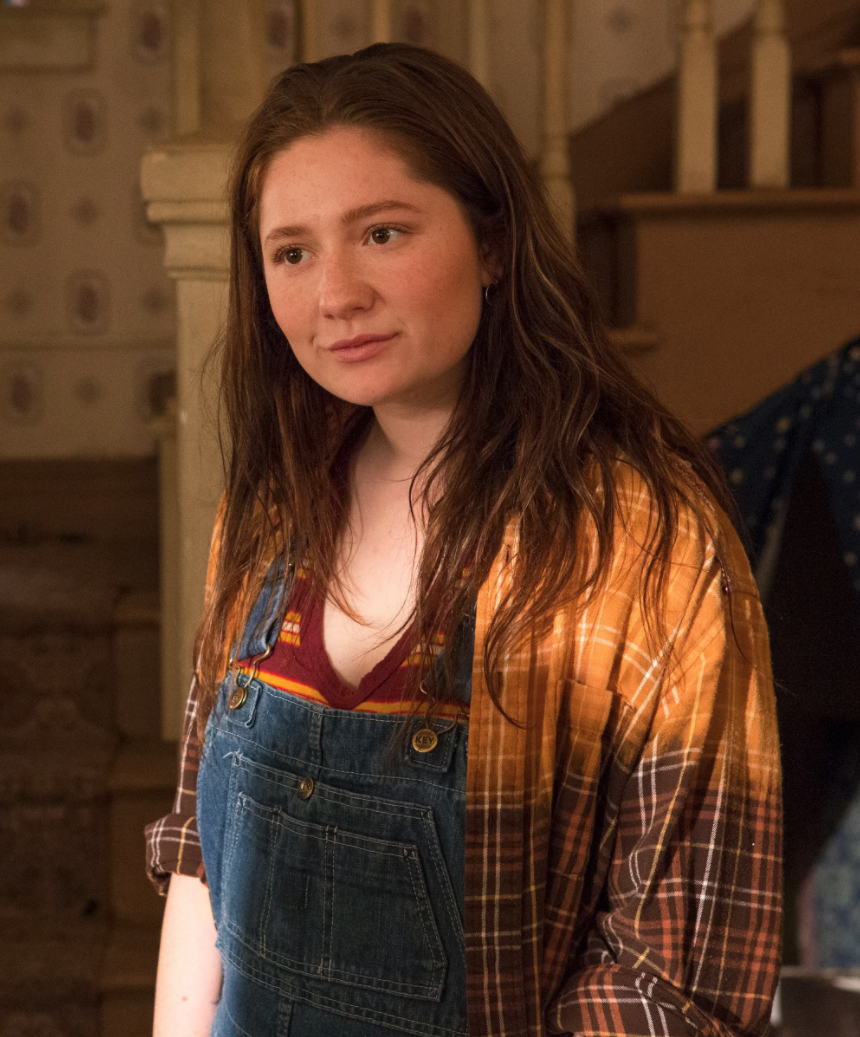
left=367, top=225, right=403, bottom=245
left=272, top=244, right=308, bottom=266
left=280, top=246, right=306, bottom=265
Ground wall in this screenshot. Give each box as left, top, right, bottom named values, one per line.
left=0, top=0, right=761, bottom=466
left=0, top=0, right=174, bottom=460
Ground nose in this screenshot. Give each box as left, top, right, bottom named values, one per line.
left=318, top=250, right=374, bottom=320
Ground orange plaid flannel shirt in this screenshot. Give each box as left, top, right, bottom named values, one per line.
left=147, top=468, right=781, bottom=1037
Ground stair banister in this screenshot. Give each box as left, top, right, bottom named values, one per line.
left=540, top=0, right=576, bottom=242
left=750, top=0, right=791, bottom=189
left=676, top=0, right=718, bottom=193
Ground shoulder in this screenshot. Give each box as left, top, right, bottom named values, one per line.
left=606, top=456, right=753, bottom=588
left=593, top=460, right=714, bottom=588
left=555, top=458, right=759, bottom=698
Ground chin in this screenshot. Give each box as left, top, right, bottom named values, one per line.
left=335, top=392, right=397, bottom=409
left=323, top=379, right=404, bottom=410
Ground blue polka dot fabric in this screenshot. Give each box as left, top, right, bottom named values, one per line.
left=710, top=335, right=860, bottom=594
left=804, top=794, right=860, bottom=967
left=711, top=334, right=860, bottom=968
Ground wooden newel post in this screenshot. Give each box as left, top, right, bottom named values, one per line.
left=676, top=0, right=717, bottom=193
left=143, top=0, right=269, bottom=741
left=150, top=401, right=183, bottom=740
left=540, top=0, right=575, bottom=243
left=750, top=0, right=791, bottom=189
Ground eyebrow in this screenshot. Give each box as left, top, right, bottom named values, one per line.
left=262, top=200, right=424, bottom=245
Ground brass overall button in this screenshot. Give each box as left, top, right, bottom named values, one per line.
left=298, top=776, right=314, bottom=799
left=228, top=685, right=247, bottom=710
left=412, top=727, right=438, bottom=753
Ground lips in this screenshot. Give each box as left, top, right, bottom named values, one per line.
left=326, top=333, right=396, bottom=363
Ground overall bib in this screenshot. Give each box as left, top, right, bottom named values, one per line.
left=197, top=575, right=471, bottom=1037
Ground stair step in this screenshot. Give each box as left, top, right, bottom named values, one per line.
left=113, top=588, right=159, bottom=627
left=579, top=185, right=860, bottom=432
left=0, top=927, right=106, bottom=1036
left=99, top=925, right=161, bottom=1037
left=570, top=2, right=860, bottom=206
left=606, top=187, right=860, bottom=215
left=776, top=968, right=860, bottom=1036
left=109, top=740, right=177, bottom=795
left=109, top=740, right=177, bottom=927
left=101, top=925, right=161, bottom=993
left=608, top=326, right=661, bottom=354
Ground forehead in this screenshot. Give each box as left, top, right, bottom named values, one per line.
left=257, top=126, right=467, bottom=233
left=261, top=128, right=414, bottom=202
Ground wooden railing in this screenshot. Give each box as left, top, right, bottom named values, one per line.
left=677, top=0, right=791, bottom=191
left=750, top=0, right=791, bottom=188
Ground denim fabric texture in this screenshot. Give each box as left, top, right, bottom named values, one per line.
left=198, top=574, right=471, bottom=1037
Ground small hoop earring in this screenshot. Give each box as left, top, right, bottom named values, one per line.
left=484, top=282, right=496, bottom=306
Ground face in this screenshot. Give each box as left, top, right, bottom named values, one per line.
left=258, top=127, right=494, bottom=415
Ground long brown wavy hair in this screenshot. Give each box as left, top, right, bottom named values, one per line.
left=194, top=42, right=732, bottom=728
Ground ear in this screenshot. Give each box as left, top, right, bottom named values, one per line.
left=479, top=243, right=503, bottom=287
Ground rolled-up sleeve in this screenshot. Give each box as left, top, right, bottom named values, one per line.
left=144, top=680, right=207, bottom=895
left=145, top=500, right=228, bottom=895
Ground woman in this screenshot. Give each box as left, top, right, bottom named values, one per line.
left=146, top=43, right=781, bottom=1037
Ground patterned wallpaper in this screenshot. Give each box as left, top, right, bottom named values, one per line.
left=0, top=0, right=174, bottom=459
left=0, top=0, right=755, bottom=461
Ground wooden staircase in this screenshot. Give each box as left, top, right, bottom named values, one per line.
left=574, top=0, right=860, bottom=434
left=102, top=617, right=176, bottom=1037
left=0, top=461, right=174, bottom=1037
left=572, top=7, right=860, bottom=1011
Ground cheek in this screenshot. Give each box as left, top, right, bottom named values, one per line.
left=264, top=275, right=283, bottom=325
left=438, top=264, right=484, bottom=347
left=414, top=245, right=483, bottom=329
left=266, top=281, right=307, bottom=344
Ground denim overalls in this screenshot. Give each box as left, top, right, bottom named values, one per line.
left=197, top=570, right=473, bottom=1037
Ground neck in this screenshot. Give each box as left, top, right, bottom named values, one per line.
left=362, top=399, right=455, bottom=481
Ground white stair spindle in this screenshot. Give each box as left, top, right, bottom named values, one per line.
left=750, top=0, right=791, bottom=189
left=540, top=0, right=575, bottom=242
left=371, top=0, right=392, bottom=43
left=676, top=0, right=717, bottom=193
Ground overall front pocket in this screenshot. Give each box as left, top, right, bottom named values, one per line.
left=221, top=754, right=456, bottom=1003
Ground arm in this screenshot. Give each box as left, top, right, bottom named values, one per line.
left=550, top=524, right=782, bottom=1036
left=148, top=682, right=220, bottom=1035
left=148, top=683, right=218, bottom=1034
left=153, top=873, right=222, bottom=1037
left=146, top=498, right=227, bottom=894
left=148, top=501, right=230, bottom=1035
left=145, top=681, right=207, bottom=891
